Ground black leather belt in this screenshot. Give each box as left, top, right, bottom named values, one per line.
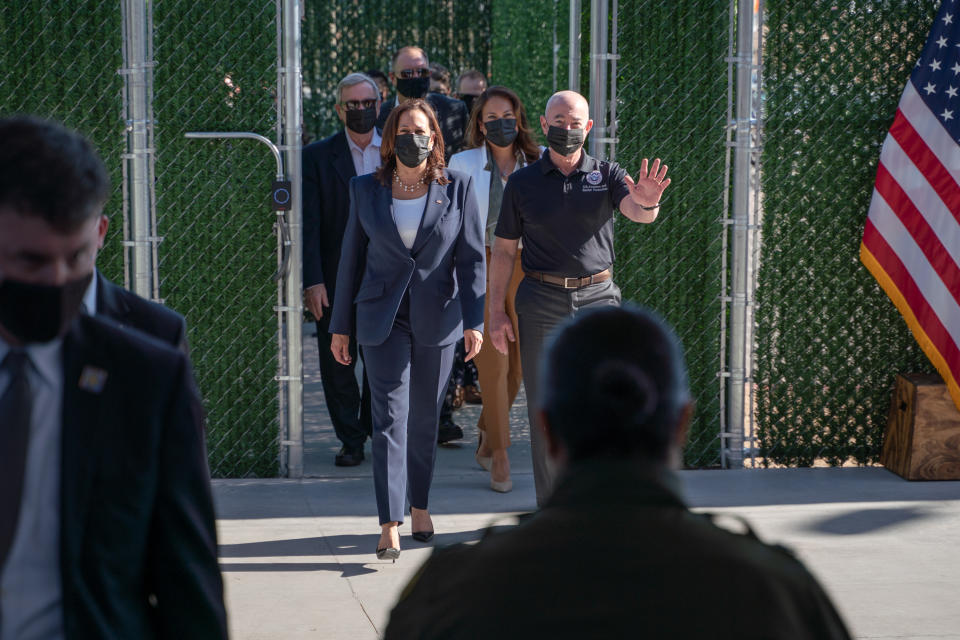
left=524, top=268, right=612, bottom=289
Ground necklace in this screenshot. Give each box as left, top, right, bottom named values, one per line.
left=393, top=169, right=426, bottom=192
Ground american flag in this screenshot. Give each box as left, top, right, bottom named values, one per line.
left=861, top=0, right=960, bottom=410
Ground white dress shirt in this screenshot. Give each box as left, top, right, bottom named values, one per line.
left=346, top=129, right=382, bottom=176
left=0, top=336, right=66, bottom=640
left=81, top=271, right=98, bottom=315
left=392, top=195, right=427, bottom=250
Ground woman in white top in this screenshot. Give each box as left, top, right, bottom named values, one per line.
left=448, top=86, right=542, bottom=493
left=329, top=100, right=485, bottom=560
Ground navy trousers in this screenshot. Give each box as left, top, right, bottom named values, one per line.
left=362, top=296, right=456, bottom=525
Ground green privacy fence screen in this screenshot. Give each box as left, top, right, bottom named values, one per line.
left=302, top=0, right=493, bottom=141
left=7, top=1, right=926, bottom=472
left=152, top=2, right=280, bottom=477
left=0, top=1, right=125, bottom=286
left=613, top=1, right=730, bottom=467
left=756, top=0, right=939, bottom=466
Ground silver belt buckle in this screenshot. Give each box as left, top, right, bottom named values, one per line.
left=563, top=276, right=579, bottom=289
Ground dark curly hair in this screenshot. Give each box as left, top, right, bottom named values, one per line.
left=374, top=99, right=449, bottom=187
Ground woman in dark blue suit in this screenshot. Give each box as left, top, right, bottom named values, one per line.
left=329, top=99, right=485, bottom=560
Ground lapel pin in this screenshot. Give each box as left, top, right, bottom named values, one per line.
left=435, top=199, right=442, bottom=204
left=79, top=365, right=108, bottom=393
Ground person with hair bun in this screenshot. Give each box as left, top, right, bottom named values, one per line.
left=386, top=305, right=851, bottom=639
left=329, top=99, right=485, bottom=561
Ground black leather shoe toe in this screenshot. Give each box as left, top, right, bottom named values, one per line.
left=334, top=445, right=364, bottom=467
left=437, top=421, right=464, bottom=444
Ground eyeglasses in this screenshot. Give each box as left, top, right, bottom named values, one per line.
left=397, top=68, right=431, bottom=79
left=340, top=99, right=377, bottom=111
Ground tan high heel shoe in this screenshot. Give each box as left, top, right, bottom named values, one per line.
left=475, top=429, right=492, bottom=471
left=489, top=452, right=512, bottom=493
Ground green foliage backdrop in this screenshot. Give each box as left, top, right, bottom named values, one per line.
left=152, top=2, right=280, bottom=477
left=756, top=0, right=938, bottom=466
left=6, top=1, right=932, bottom=473
left=0, top=1, right=124, bottom=284
left=614, top=2, right=729, bottom=466
left=302, top=0, right=492, bottom=140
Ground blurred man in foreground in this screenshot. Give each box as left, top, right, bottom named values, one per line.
left=0, top=116, right=227, bottom=639
left=386, top=305, right=851, bottom=639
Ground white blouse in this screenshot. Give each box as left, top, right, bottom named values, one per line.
left=392, top=194, right=427, bottom=250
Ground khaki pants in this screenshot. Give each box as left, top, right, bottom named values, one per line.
left=475, top=247, right=524, bottom=450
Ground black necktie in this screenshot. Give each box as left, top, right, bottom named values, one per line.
left=0, top=349, right=32, bottom=571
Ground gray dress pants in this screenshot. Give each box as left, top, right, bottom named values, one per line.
left=514, top=276, right=621, bottom=505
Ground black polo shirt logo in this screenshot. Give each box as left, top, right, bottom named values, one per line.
left=582, top=168, right=606, bottom=192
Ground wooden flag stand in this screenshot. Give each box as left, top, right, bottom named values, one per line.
left=881, top=373, right=960, bottom=480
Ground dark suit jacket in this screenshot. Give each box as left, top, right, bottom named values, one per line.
left=302, top=130, right=356, bottom=312
left=328, top=169, right=485, bottom=347
left=386, top=460, right=852, bottom=640
left=59, top=314, right=227, bottom=639
left=95, top=270, right=188, bottom=351
left=376, top=93, right=469, bottom=159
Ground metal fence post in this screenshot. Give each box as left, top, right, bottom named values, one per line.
left=588, top=0, right=608, bottom=160
left=119, top=0, right=157, bottom=301
left=725, top=0, right=756, bottom=469
left=569, top=0, right=581, bottom=91
left=281, top=0, right=304, bottom=478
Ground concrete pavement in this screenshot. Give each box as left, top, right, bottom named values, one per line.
left=213, top=333, right=960, bottom=639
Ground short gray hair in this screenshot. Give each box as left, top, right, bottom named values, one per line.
left=336, top=73, right=379, bottom=104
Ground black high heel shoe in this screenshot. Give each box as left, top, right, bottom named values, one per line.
left=410, top=509, right=434, bottom=543
left=376, top=546, right=400, bottom=562
left=411, top=530, right=434, bottom=543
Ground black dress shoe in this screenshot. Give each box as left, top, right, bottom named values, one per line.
left=411, top=530, right=434, bottom=543
left=334, top=445, right=364, bottom=467
left=437, top=420, right=464, bottom=444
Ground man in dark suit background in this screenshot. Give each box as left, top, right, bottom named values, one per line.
left=0, top=116, right=227, bottom=639
left=302, top=72, right=380, bottom=466
left=386, top=306, right=851, bottom=639
left=92, top=269, right=187, bottom=351
left=375, top=46, right=470, bottom=160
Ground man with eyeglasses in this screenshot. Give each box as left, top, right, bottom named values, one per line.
left=302, top=72, right=381, bottom=467
left=375, top=46, right=470, bottom=160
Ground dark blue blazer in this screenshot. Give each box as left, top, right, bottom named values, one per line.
left=95, top=270, right=188, bottom=352
left=329, top=169, right=485, bottom=347
left=60, top=314, right=226, bottom=639
left=302, top=130, right=356, bottom=300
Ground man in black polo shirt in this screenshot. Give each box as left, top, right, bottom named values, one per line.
left=489, top=90, right=672, bottom=505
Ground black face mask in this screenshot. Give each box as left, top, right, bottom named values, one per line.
left=546, top=126, right=585, bottom=156
left=460, top=94, right=478, bottom=115
left=395, top=133, right=432, bottom=167
left=345, top=105, right=377, bottom=134
left=484, top=118, right=518, bottom=148
left=0, top=272, right=92, bottom=344
left=396, top=76, right=430, bottom=99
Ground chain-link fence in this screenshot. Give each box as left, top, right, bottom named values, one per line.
left=754, top=0, right=939, bottom=466
left=611, top=1, right=730, bottom=467
left=302, top=0, right=492, bottom=141
left=152, top=2, right=281, bottom=477
left=6, top=1, right=937, bottom=473
left=0, top=2, right=125, bottom=285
